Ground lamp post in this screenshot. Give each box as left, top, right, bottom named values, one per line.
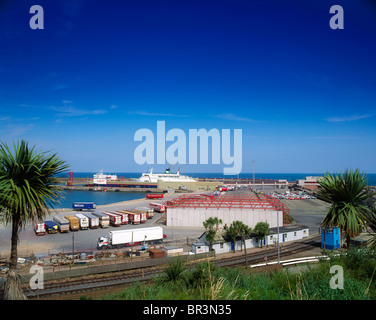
left=277, top=207, right=280, bottom=264
left=72, top=232, right=75, bottom=265
left=131, top=231, right=134, bottom=262
left=276, top=199, right=281, bottom=264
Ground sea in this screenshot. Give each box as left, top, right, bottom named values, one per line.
left=55, top=172, right=376, bottom=209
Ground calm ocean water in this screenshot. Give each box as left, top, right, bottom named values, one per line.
left=57, top=172, right=376, bottom=185
left=56, top=189, right=146, bottom=209
left=55, top=172, right=376, bottom=209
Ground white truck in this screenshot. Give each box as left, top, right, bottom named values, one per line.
left=97, top=227, right=164, bottom=249
left=74, top=213, right=89, bottom=230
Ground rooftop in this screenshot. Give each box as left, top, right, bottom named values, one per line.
left=164, top=192, right=290, bottom=213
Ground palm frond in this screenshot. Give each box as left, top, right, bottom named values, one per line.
left=318, top=169, right=374, bottom=241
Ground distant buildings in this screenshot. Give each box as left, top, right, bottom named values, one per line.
left=192, top=225, right=310, bottom=254
left=296, top=176, right=323, bottom=189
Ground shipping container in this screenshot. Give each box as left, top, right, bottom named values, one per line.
left=64, top=215, right=80, bottom=231
left=34, top=222, right=46, bottom=235
left=72, top=202, right=96, bottom=211
left=74, top=213, right=89, bottom=230
left=191, top=243, right=210, bottom=254
left=149, top=249, right=166, bottom=259
left=134, top=206, right=154, bottom=219
left=45, top=221, right=58, bottom=234
left=92, top=212, right=110, bottom=228
left=53, top=215, right=70, bottom=233
left=149, top=202, right=166, bottom=213
left=139, top=212, right=147, bottom=223
left=118, top=210, right=141, bottom=224
left=84, top=213, right=99, bottom=229
left=110, top=211, right=128, bottom=224
left=146, top=194, right=164, bottom=199
left=163, top=246, right=183, bottom=257
left=102, top=212, right=122, bottom=226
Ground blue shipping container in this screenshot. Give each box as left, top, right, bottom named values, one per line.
left=72, top=202, right=96, bottom=210
left=321, top=227, right=341, bottom=250
left=45, top=221, right=58, bottom=234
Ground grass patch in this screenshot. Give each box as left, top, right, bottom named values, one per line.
left=102, top=247, right=376, bottom=300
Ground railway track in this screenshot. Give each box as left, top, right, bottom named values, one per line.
left=2, top=235, right=321, bottom=299
left=20, top=267, right=166, bottom=298
left=215, top=234, right=322, bottom=267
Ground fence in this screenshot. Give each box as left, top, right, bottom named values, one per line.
left=20, top=251, right=215, bottom=284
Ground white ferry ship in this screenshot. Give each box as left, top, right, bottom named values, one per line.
left=138, top=168, right=196, bottom=183
left=93, top=170, right=118, bottom=185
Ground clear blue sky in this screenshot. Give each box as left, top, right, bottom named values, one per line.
left=0, top=0, right=375, bottom=174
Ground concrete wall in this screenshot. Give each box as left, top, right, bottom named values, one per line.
left=167, top=207, right=283, bottom=229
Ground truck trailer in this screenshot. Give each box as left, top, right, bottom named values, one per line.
left=111, top=211, right=128, bottom=224
left=72, top=202, right=96, bottom=211
left=146, top=194, right=164, bottom=199
left=74, top=213, right=89, bottom=230
left=34, top=222, right=46, bottom=235
left=134, top=207, right=154, bottom=219
left=53, top=215, right=70, bottom=233
left=102, top=212, right=122, bottom=227
left=92, top=212, right=110, bottom=228
left=118, top=210, right=141, bottom=224
left=84, top=213, right=99, bottom=229
left=64, top=215, right=80, bottom=231
left=45, top=221, right=58, bottom=234
left=149, top=202, right=166, bottom=213
left=97, top=227, right=164, bottom=249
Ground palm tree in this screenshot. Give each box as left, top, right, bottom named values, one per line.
left=203, top=217, right=223, bottom=251
left=318, top=169, right=375, bottom=248
left=254, top=222, right=270, bottom=248
left=158, top=257, right=186, bottom=285
left=0, top=140, right=69, bottom=299
left=228, top=220, right=251, bottom=267
left=364, top=203, right=376, bottom=250
left=226, top=223, right=238, bottom=253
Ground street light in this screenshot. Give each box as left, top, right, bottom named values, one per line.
left=72, top=232, right=75, bottom=265
left=277, top=207, right=280, bottom=264
left=275, top=199, right=281, bottom=264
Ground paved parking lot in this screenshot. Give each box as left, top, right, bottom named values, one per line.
left=0, top=189, right=331, bottom=258
left=0, top=193, right=203, bottom=257
left=282, top=198, right=330, bottom=234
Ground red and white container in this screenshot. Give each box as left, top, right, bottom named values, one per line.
left=149, top=202, right=166, bottom=213
left=112, top=211, right=128, bottom=225
left=146, top=194, right=164, bottom=199
left=34, top=222, right=46, bottom=236
left=125, top=211, right=141, bottom=225
left=102, top=212, right=122, bottom=227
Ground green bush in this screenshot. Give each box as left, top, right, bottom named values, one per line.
left=104, top=248, right=376, bottom=300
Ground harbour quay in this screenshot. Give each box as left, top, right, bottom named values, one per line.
left=57, top=177, right=293, bottom=193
